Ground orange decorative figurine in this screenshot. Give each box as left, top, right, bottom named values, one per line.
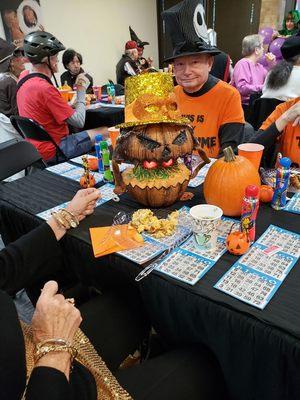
left=80, top=155, right=96, bottom=188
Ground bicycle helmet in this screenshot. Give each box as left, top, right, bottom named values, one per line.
left=24, top=31, right=65, bottom=64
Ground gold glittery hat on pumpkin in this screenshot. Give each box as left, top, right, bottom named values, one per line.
left=116, top=72, right=188, bottom=128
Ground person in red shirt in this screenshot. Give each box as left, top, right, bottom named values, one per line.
left=17, top=31, right=106, bottom=162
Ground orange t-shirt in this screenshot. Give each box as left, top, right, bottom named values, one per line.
left=260, top=98, right=300, bottom=166
left=174, top=81, right=244, bottom=158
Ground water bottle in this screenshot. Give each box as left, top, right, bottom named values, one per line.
left=100, top=141, right=113, bottom=182
left=109, top=83, right=115, bottom=104
left=95, top=134, right=103, bottom=172
left=240, top=185, right=260, bottom=243
left=271, top=157, right=291, bottom=210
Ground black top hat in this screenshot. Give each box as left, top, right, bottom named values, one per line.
left=162, top=0, right=220, bottom=62
left=129, top=26, right=149, bottom=48
left=281, top=35, right=300, bottom=60
left=0, top=39, right=21, bottom=73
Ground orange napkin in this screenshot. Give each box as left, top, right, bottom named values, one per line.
left=89, top=224, right=144, bottom=258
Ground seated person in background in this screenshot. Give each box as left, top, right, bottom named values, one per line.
left=230, top=34, right=275, bottom=118
left=276, top=10, right=300, bottom=38
left=129, top=26, right=155, bottom=72
left=262, top=35, right=300, bottom=101
left=0, top=38, right=25, bottom=117
left=172, top=43, right=245, bottom=158
left=61, top=48, right=93, bottom=94
left=116, top=41, right=140, bottom=86
left=251, top=97, right=300, bottom=167
left=0, top=38, right=26, bottom=143
left=0, top=186, right=228, bottom=400
left=17, top=31, right=106, bottom=162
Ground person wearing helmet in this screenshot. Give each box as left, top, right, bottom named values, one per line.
left=17, top=31, right=106, bottom=162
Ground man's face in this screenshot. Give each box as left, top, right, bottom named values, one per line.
left=67, top=55, right=81, bottom=75
left=132, top=49, right=139, bottom=61
left=174, top=54, right=213, bottom=93
left=49, top=54, right=59, bottom=73
left=3, top=11, right=18, bottom=27
left=10, top=53, right=26, bottom=77
left=24, top=8, right=36, bottom=24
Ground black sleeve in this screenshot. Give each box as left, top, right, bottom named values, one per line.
left=249, top=122, right=281, bottom=149
left=218, top=122, right=245, bottom=155
left=86, top=74, right=94, bottom=94
left=0, top=223, right=62, bottom=294
left=25, top=367, right=71, bottom=400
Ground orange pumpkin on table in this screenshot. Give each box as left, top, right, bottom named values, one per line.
left=203, top=147, right=261, bottom=217
left=259, top=185, right=274, bottom=203
left=226, top=230, right=250, bottom=255
left=87, top=157, right=98, bottom=171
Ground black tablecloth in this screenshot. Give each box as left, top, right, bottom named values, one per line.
left=84, top=106, right=124, bottom=130
left=0, top=170, right=299, bottom=400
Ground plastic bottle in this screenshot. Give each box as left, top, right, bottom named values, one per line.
left=240, top=185, right=260, bottom=243
left=100, top=141, right=113, bottom=181
left=109, top=83, right=115, bottom=104
left=95, top=134, right=103, bottom=172
left=271, top=157, right=291, bottom=210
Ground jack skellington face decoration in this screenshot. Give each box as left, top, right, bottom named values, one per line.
left=193, top=2, right=208, bottom=42
left=162, top=0, right=208, bottom=45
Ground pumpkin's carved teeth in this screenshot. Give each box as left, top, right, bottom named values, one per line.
left=162, top=159, right=174, bottom=168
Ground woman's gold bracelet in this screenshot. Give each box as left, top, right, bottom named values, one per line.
left=51, top=209, right=79, bottom=230
left=35, top=343, right=78, bottom=363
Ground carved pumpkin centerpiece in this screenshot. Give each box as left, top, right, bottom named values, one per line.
left=112, top=73, right=209, bottom=207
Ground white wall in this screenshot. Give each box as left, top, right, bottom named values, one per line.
left=40, top=0, right=158, bottom=85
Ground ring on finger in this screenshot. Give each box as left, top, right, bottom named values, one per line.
left=66, top=298, right=75, bottom=306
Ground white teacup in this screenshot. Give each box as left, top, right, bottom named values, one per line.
left=190, top=205, right=223, bottom=250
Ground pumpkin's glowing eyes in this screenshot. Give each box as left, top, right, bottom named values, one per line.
left=173, top=130, right=187, bottom=145
left=137, top=134, right=161, bottom=151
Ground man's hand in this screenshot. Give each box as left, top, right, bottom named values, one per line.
left=75, top=73, right=90, bottom=90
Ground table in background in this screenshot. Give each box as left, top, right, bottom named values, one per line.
left=0, top=170, right=299, bottom=400
left=84, top=105, right=124, bottom=130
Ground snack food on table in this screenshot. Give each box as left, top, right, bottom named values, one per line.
left=290, top=174, right=300, bottom=190
left=130, top=209, right=179, bottom=238
left=85, top=94, right=97, bottom=105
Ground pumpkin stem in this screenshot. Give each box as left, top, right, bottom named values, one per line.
left=223, top=147, right=236, bottom=162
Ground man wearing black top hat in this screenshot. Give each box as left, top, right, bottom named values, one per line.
left=163, top=0, right=245, bottom=158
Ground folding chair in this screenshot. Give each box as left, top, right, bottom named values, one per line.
left=10, top=116, right=68, bottom=163
left=0, top=140, right=46, bottom=181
